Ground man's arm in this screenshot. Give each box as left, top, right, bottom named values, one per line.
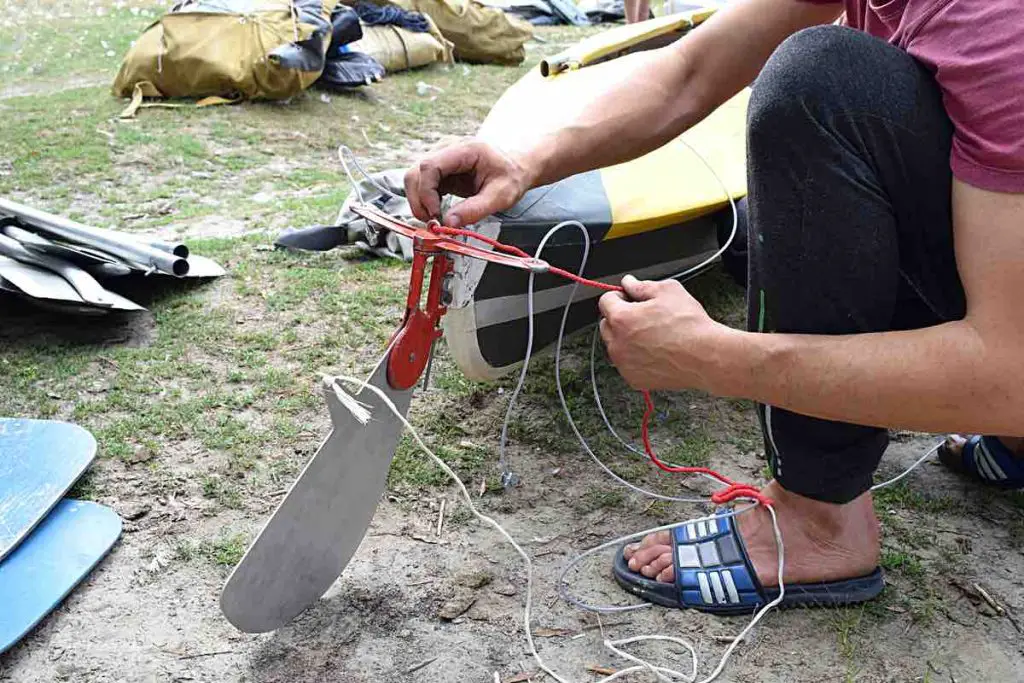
left=726, top=181, right=1024, bottom=435
left=518, top=0, right=842, bottom=188
left=599, top=182, right=1024, bottom=437
left=405, top=0, right=841, bottom=226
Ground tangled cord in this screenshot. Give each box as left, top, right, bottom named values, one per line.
left=334, top=144, right=944, bottom=682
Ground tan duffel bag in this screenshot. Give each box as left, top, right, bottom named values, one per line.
left=112, top=0, right=339, bottom=103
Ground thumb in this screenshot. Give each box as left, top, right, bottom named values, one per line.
left=444, top=191, right=500, bottom=229
left=620, top=274, right=655, bottom=301
left=446, top=176, right=523, bottom=228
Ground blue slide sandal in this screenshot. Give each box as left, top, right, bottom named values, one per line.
left=939, top=435, right=1024, bottom=489
left=612, top=509, right=885, bottom=614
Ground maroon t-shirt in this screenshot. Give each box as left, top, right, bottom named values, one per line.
left=801, top=0, right=1024, bottom=193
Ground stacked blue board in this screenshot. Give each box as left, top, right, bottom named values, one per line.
left=0, top=418, right=121, bottom=655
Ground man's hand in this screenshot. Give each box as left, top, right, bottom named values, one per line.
left=598, top=275, right=732, bottom=392
left=404, top=140, right=533, bottom=228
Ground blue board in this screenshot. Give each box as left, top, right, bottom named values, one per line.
left=0, top=418, right=96, bottom=561
left=0, top=499, right=121, bottom=655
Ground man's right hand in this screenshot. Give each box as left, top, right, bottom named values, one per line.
left=404, top=140, right=533, bottom=228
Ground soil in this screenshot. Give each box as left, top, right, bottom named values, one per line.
left=2, top=356, right=1023, bottom=683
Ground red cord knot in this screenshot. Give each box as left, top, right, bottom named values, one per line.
left=710, top=484, right=774, bottom=507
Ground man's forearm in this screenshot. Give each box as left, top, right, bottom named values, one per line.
left=516, top=0, right=842, bottom=188
left=718, top=321, right=1024, bottom=437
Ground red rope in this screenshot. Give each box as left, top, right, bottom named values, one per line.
left=548, top=266, right=624, bottom=292
left=433, top=221, right=771, bottom=506
left=433, top=224, right=625, bottom=292
left=640, top=390, right=773, bottom=506
left=432, top=224, right=532, bottom=259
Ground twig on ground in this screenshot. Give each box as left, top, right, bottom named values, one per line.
left=178, top=650, right=234, bottom=660
left=406, top=578, right=434, bottom=587
left=403, top=657, right=438, bottom=674
left=436, top=498, right=446, bottom=537
left=503, top=672, right=536, bottom=683
left=973, top=582, right=1005, bottom=614
left=580, top=621, right=629, bottom=633
left=586, top=665, right=617, bottom=676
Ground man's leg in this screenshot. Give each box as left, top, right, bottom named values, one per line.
left=625, top=0, right=650, bottom=24
left=627, top=25, right=965, bottom=586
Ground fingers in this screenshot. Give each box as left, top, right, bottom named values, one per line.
left=404, top=167, right=429, bottom=222
left=621, top=274, right=655, bottom=301
left=597, top=290, right=628, bottom=320
left=406, top=143, right=483, bottom=222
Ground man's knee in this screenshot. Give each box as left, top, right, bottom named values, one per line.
left=749, top=25, right=921, bottom=138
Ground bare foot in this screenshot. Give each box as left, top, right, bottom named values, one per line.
left=622, top=480, right=880, bottom=587
left=942, top=434, right=1024, bottom=459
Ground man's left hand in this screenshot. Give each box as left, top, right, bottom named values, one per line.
left=597, top=275, right=731, bottom=393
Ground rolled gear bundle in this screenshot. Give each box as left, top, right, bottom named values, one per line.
left=390, top=0, right=534, bottom=65
left=112, top=0, right=340, bottom=102
left=347, top=14, right=452, bottom=71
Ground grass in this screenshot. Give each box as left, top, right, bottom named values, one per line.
left=0, top=9, right=631, bottom=528
left=175, top=533, right=248, bottom=567
left=873, top=481, right=966, bottom=515
left=880, top=549, right=925, bottom=578
left=578, top=487, right=626, bottom=513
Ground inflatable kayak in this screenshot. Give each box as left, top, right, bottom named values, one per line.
left=277, top=6, right=749, bottom=380
left=443, top=7, right=749, bottom=380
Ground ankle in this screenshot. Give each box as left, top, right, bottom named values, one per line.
left=762, top=481, right=878, bottom=540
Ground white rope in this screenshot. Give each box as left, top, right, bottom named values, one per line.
left=328, top=143, right=944, bottom=682
left=870, top=439, right=944, bottom=490
left=332, top=372, right=785, bottom=683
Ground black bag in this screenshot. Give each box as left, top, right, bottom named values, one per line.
left=317, top=51, right=386, bottom=89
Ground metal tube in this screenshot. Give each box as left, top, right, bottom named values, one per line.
left=145, top=239, right=189, bottom=259
left=0, top=198, right=189, bottom=277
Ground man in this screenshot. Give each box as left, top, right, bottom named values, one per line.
left=404, top=0, right=1024, bottom=611
left=624, top=0, right=650, bottom=24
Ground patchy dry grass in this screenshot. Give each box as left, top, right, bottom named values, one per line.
left=0, top=1, right=609, bottom=529
left=4, top=5, right=1024, bottom=683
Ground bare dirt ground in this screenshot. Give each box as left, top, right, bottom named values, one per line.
left=1, top=3, right=1023, bottom=683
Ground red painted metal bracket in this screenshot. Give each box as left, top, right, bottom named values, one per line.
left=350, top=203, right=549, bottom=391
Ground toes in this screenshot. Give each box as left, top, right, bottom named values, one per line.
left=656, top=564, right=676, bottom=583
left=943, top=434, right=967, bottom=455
left=627, top=543, right=671, bottom=572
left=640, top=561, right=660, bottom=578
left=640, top=531, right=672, bottom=548
left=625, top=531, right=669, bottom=560
left=646, top=552, right=674, bottom=582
